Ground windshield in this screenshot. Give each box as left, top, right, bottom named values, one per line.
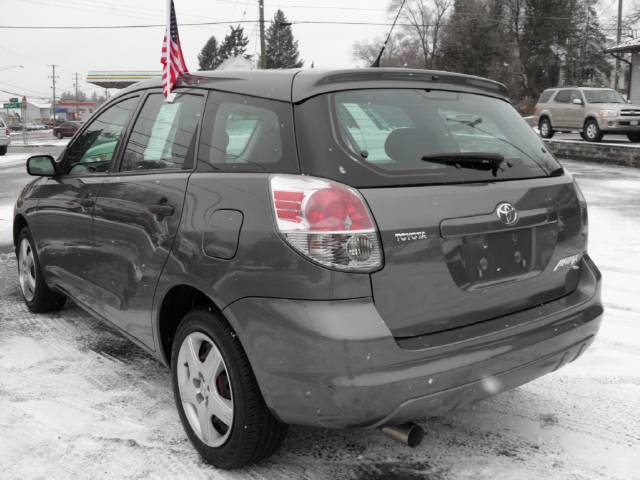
left=583, top=89, right=625, bottom=104
left=295, top=89, right=561, bottom=188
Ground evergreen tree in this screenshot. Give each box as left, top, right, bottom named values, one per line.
left=220, top=25, right=250, bottom=59
left=60, top=90, right=87, bottom=101
left=563, top=0, right=611, bottom=87
left=198, top=36, right=223, bottom=70
left=265, top=10, right=303, bottom=69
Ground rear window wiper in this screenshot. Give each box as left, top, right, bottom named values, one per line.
left=421, top=152, right=510, bottom=177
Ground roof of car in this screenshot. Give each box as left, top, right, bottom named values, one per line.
left=549, top=87, right=615, bottom=91
left=118, top=68, right=510, bottom=103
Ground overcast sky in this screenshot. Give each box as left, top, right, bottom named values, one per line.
left=0, top=0, right=624, bottom=102
left=0, top=0, right=395, bottom=101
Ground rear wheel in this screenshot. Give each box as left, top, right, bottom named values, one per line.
left=171, top=309, right=288, bottom=469
left=627, top=132, right=640, bottom=142
left=0, top=145, right=7, bottom=156
left=583, top=119, right=603, bottom=142
left=539, top=117, right=555, bottom=139
left=16, top=228, right=66, bottom=313
left=56, top=131, right=63, bottom=139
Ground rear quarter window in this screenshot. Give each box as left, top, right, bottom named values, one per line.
left=197, top=91, right=298, bottom=174
left=538, top=91, right=554, bottom=104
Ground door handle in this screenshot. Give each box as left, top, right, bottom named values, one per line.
left=149, top=198, right=175, bottom=218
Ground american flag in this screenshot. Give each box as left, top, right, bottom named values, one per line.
left=161, top=0, right=188, bottom=98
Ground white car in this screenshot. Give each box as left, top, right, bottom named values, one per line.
left=0, top=118, right=10, bottom=155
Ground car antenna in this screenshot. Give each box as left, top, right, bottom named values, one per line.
left=371, top=0, right=407, bottom=68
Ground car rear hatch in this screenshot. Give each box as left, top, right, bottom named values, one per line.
left=360, top=177, right=583, bottom=337
left=295, top=86, right=587, bottom=338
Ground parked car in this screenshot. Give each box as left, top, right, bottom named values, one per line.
left=52, top=120, right=81, bottom=138
left=0, top=118, right=10, bottom=155
left=534, top=87, right=640, bottom=142
left=13, top=69, right=602, bottom=469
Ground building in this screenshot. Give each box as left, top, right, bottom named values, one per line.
left=1, top=99, right=51, bottom=126
left=86, top=71, right=161, bottom=89
left=606, top=39, right=640, bottom=102
left=56, top=101, right=97, bottom=122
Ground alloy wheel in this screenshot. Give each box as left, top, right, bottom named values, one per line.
left=540, top=120, right=549, bottom=137
left=586, top=123, right=598, bottom=140
left=18, top=238, right=36, bottom=301
left=177, top=332, right=234, bottom=448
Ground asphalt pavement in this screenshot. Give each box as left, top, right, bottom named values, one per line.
left=0, top=148, right=638, bottom=480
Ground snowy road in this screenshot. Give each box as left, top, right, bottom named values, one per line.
left=0, top=154, right=638, bottom=480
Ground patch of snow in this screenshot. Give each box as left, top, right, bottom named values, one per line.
left=0, top=205, right=14, bottom=245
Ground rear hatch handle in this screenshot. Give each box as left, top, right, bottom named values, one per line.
left=440, top=207, right=557, bottom=238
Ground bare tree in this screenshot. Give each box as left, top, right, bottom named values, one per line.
left=353, top=33, right=423, bottom=67
left=388, top=0, right=453, bottom=68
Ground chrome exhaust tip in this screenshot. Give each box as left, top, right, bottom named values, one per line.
left=381, top=422, right=424, bottom=448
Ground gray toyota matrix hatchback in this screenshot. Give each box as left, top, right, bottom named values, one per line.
left=13, top=69, right=602, bottom=469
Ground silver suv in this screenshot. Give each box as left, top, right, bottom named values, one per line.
left=534, top=87, right=640, bottom=142
left=0, top=118, right=10, bottom=155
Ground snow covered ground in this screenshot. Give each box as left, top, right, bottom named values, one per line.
left=0, top=158, right=638, bottom=479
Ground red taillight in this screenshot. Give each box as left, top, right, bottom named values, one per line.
left=4, top=128, right=9, bottom=136
left=305, top=187, right=373, bottom=231
left=270, top=175, right=382, bottom=272
left=274, top=190, right=304, bottom=222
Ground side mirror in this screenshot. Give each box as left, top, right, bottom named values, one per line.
left=572, top=98, right=584, bottom=105
left=27, top=155, right=57, bottom=177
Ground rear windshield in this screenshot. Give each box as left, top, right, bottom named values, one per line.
left=295, top=89, right=561, bottom=187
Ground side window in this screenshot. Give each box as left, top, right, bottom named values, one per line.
left=197, top=92, right=298, bottom=173
left=570, top=90, right=583, bottom=103
left=554, top=90, right=571, bottom=103
left=538, top=90, right=553, bottom=104
left=64, top=97, right=138, bottom=175
left=121, top=92, right=204, bottom=172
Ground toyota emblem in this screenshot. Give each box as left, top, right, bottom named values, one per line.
left=496, top=202, right=519, bottom=225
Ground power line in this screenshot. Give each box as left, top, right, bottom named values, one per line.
left=0, top=19, right=628, bottom=32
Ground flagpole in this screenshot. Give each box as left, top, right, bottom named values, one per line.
left=165, top=0, right=172, bottom=99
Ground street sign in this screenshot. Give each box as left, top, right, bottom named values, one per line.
left=9, top=97, right=18, bottom=103
left=3, top=102, right=21, bottom=109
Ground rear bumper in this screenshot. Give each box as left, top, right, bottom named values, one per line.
left=0, top=137, right=10, bottom=146
left=223, top=255, right=602, bottom=429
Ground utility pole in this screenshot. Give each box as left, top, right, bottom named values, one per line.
left=259, top=0, right=266, bottom=69
left=73, top=72, right=80, bottom=120
left=615, top=0, right=623, bottom=90
left=49, top=64, right=58, bottom=122
left=21, top=96, right=27, bottom=145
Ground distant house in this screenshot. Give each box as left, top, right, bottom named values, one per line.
left=0, top=99, right=51, bottom=125
left=606, top=38, right=640, bottom=103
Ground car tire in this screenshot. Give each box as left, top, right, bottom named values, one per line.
left=56, top=131, right=63, bottom=139
left=16, top=227, right=66, bottom=313
left=0, top=145, right=7, bottom=156
left=539, top=117, right=555, bottom=139
left=171, top=308, right=288, bottom=469
left=583, top=119, right=603, bottom=142
left=627, top=132, right=640, bottom=142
